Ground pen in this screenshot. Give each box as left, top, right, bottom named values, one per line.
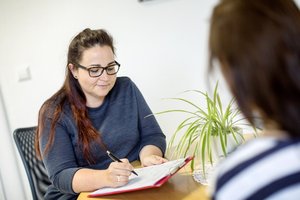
left=106, top=150, right=138, bottom=176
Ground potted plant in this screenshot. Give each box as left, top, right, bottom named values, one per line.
left=155, top=82, right=256, bottom=183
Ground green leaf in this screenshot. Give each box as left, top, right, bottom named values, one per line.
left=155, top=82, right=257, bottom=176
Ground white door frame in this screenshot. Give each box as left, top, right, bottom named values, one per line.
left=0, top=85, right=26, bottom=200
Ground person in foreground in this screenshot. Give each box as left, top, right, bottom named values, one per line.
left=209, top=0, right=300, bottom=199
left=35, top=28, right=167, bottom=199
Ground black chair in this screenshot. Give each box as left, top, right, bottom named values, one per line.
left=13, top=126, right=51, bottom=200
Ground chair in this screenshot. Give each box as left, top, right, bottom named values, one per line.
left=13, top=126, right=51, bottom=200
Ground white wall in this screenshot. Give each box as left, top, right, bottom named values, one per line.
left=2, top=0, right=299, bottom=199
left=0, top=0, right=218, bottom=131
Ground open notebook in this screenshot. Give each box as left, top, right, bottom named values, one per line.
left=88, top=156, right=193, bottom=197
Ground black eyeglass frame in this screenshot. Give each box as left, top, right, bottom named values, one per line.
left=76, top=61, right=120, bottom=77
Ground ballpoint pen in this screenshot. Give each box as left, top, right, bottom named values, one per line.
left=106, top=150, right=139, bottom=176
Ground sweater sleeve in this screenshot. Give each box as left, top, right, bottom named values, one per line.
left=131, top=81, right=167, bottom=157
left=40, top=118, right=80, bottom=195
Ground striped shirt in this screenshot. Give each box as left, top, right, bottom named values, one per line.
left=211, top=137, right=300, bottom=200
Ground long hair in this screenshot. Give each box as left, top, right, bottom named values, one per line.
left=209, top=0, right=300, bottom=137
left=35, top=28, right=115, bottom=163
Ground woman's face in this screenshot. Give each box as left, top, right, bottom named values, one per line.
left=70, top=45, right=117, bottom=107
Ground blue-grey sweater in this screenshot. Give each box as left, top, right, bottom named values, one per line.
left=40, top=77, right=166, bottom=200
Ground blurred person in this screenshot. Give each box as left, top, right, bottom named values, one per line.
left=209, top=0, right=300, bottom=199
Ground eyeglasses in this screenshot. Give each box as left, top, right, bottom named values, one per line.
left=76, top=61, right=120, bottom=77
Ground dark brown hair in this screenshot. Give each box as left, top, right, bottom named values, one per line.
left=35, top=28, right=114, bottom=162
left=209, top=0, right=300, bottom=137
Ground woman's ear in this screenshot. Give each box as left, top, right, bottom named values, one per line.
left=68, top=63, right=78, bottom=79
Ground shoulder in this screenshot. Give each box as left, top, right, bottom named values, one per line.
left=212, top=137, right=300, bottom=199
left=39, top=92, right=72, bottom=122
left=110, top=76, right=139, bottom=96
left=220, top=137, right=300, bottom=172
left=114, top=76, right=135, bottom=88
left=116, top=76, right=132, bottom=83
left=107, top=76, right=146, bottom=106
left=216, top=138, right=280, bottom=176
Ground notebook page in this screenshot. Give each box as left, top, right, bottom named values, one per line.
left=90, top=158, right=185, bottom=196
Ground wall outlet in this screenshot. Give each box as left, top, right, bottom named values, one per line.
left=18, top=66, right=31, bottom=82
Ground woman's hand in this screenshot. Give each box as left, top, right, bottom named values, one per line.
left=139, top=145, right=168, bottom=167
left=105, top=159, right=133, bottom=188
left=141, top=155, right=168, bottom=167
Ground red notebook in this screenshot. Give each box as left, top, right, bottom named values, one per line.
left=88, top=156, right=194, bottom=197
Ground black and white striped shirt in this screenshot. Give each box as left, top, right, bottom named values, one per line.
left=211, top=137, right=300, bottom=200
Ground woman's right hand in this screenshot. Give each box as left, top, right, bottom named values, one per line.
left=105, top=159, right=133, bottom=188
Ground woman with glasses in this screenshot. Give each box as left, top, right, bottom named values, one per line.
left=35, top=28, right=167, bottom=200
left=209, top=0, right=300, bottom=199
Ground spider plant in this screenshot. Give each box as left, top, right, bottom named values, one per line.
left=156, top=83, right=252, bottom=174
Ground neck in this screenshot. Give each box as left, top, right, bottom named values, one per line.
left=263, top=128, right=289, bottom=140
left=86, top=97, right=104, bottom=108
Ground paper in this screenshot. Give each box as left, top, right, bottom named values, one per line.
left=89, top=158, right=188, bottom=196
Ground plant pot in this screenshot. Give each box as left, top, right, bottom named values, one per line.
left=193, top=129, right=243, bottom=185
left=211, top=129, right=243, bottom=161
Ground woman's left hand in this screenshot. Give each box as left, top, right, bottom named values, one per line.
left=141, top=155, right=168, bottom=167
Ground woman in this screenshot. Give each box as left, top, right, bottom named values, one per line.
left=209, top=0, right=300, bottom=199
left=35, top=28, right=167, bottom=199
